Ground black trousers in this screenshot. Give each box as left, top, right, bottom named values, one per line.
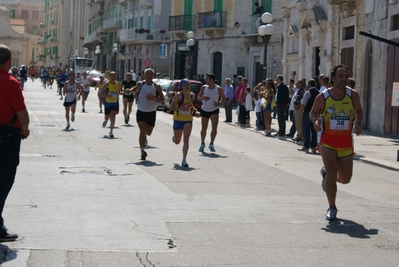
left=239, top=105, right=246, bottom=125
left=276, top=104, right=286, bottom=135
left=224, top=98, right=233, bottom=122
left=0, top=128, right=21, bottom=228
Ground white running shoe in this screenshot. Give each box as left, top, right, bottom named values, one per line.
left=325, top=207, right=338, bottom=220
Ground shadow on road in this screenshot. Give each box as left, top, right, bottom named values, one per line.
left=0, top=244, right=18, bottom=264
left=134, top=160, right=164, bottom=167
left=321, top=218, right=378, bottom=239
left=200, top=152, right=228, bottom=158
left=173, top=163, right=196, bottom=171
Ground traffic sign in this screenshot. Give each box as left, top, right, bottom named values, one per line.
left=143, top=57, right=152, bottom=67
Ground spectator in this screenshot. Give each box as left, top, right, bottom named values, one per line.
left=223, top=78, right=234, bottom=123
left=234, top=76, right=244, bottom=124
left=262, top=80, right=275, bottom=136
left=348, top=77, right=356, bottom=90
left=244, top=87, right=253, bottom=127
left=274, top=74, right=289, bottom=137
left=293, top=80, right=304, bottom=144
left=253, top=91, right=265, bottom=130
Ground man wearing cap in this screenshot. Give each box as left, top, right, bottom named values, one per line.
left=130, top=68, right=164, bottom=160
left=121, top=72, right=136, bottom=124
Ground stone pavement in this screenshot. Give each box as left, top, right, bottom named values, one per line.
left=220, top=108, right=399, bottom=172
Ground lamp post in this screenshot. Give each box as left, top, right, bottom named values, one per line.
left=75, top=50, right=79, bottom=58
left=258, top=12, right=274, bottom=80
left=95, top=45, right=101, bottom=70
left=112, top=43, right=118, bottom=73
left=186, top=31, right=195, bottom=79
left=84, top=47, right=89, bottom=59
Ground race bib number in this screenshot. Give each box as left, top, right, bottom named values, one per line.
left=180, top=104, right=191, bottom=115
left=330, top=116, right=350, bottom=130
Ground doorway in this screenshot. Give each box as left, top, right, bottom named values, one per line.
left=213, top=52, right=223, bottom=84
left=362, top=40, right=372, bottom=129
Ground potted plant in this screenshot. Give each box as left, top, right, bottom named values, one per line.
left=159, top=29, right=166, bottom=34
left=146, top=33, right=154, bottom=40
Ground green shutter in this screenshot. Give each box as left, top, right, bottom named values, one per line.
left=184, top=0, right=193, bottom=30
left=214, top=0, right=223, bottom=11
left=264, top=0, right=271, bottom=12
left=184, top=0, right=192, bottom=15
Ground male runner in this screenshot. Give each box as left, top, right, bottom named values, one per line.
left=197, top=73, right=226, bottom=152
left=310, top=64, right=363, bottom=220
left=63, top=71, right=82, bottom=130
left=121, top=72, right=136, bottom=124
left=130, top=68, right=164, bottom=160
left=100, top=71, right=121, bottom=138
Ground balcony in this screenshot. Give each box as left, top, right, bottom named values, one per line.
left=168, top=15, right=196, bottom=38
left=103, top=17, right=122, bottom=31
left=119, top=28, right=138, bottom=43
left=39, top=23, right=46, bottom=28
left=84, top=30, right=99, bottom=45
left=197, top=11, right=226, bottom=30
left=139, top=0, right=152, bottom=8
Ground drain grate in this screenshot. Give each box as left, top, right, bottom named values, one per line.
left=60, top=167, right=112, bottom=176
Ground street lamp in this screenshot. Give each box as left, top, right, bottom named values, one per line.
left=75, top=49, right=79, bottom=58
left=258, top=12, right=274, bottom=79
left=112, top=43, right=118, bottom=72
left=84, top=47, right=89, bottom=58
left=95, top=45, right=101, bottom=71
left=186, top=31, right=195, bottom=78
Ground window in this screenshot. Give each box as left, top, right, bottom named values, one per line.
left=21, top=10, right=29, bottom=19
left=392, top=14, right=399, bottom=31
left=9, top=9, right=15, bottom=18
left=343, top=26, right=355, bottom=40
left=32, top=10, right=39, bottom=20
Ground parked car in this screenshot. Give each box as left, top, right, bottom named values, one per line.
left=152, top=78, right=172, bottom=110
left=88, top=70, right=103, bottom=87
left=163, top=79, right=203, bottom=113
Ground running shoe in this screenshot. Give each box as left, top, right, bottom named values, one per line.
left=100, top=109, right=102, bottom=113
left=82, top=108, right=85, bottom=113
left=102, top=120, right=108, bottom=128
left=109, top=131, right=114, bottom=138
left=199, top=143, right=205, bottom=152
left=209, top=143, right=216, bottom=152
left=181, top=159, right=189, bottom=168
left=127, top=115, right=130, bottom=123
left=125, top=117, right=128, bottom=124
left=320, top=167, right=326, bottom=192
left=141, top=151, right=147, bottom=161
left=66, top=122, right=70, bottom=130
left=71, top=113, right=75, bottom=122
left=325, top=207, right=338, bottom=220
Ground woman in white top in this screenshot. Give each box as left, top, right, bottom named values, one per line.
left=80, top=72, right=92, bottom=112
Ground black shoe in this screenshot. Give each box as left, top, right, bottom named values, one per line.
left=0, top=228, right=18, bottom=242
left=141, top=151, right=147, bottom=161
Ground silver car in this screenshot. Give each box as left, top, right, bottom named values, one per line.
left=153, top=78, right=172, bottom=110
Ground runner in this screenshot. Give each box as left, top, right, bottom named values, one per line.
left=63, top=71, right=82, bottom=130
left=95, top=75, right=105, bottom=113
left=18, top=65, right=27, bottom=90
left=48, top=67, right=55, bottom=89
left=131, top=68, right=164, bottom=160
left=197, top=73, right=226, bottom=152
left=80, top=71, right=92, bottom=112
left=56, top=69, right=68, bottom=100
left=170, top=78, right=200, bottom=167
left=42, top=67, right=48, bottom=89
left=121, top=72, right=136, bottom=124
left=100, top=71, right=121, bottom=138
left=310, top=64, right=363, bottom=220
left=29, top=65, right=36, bottom=81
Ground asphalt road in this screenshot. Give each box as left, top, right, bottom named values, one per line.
left=1, top=79, right=398, bottom=267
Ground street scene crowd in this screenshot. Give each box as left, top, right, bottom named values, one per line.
left=1, top=43, right=363, bottom=243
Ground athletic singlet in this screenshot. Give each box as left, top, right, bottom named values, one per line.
left=137, top=83, right=157, bottom=112
left=201, top=85, right=219, bottom=112
left=48, top=70, right=54, bottom=78
left=173, top=93, right=195, bottom=121
left=97, top=81, right=104, bottom=94
left=81, top=77, right=91, bottom=92
left=105, top=82, right=119, bottom=104
left=318, top=87, right=355, bottom=148
left=42, top=70, right=48, bottom=78
left=65, top=81, right=78, bottom=103
left=122, top=80, right=136, bottom=96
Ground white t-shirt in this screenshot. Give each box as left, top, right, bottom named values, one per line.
left=254, top=97, right=265, bottom=113
left=201, top=85, right=219, bottom=112
left=65, top=81, right=77, bottom=102
left=245, top=92, right=253, bottom=111
left=137, top=83, right=157, bottom=112
left=289, top=88, right=299, bottom=111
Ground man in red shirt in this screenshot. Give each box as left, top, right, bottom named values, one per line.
left=0, top=44, right=30, bottom=242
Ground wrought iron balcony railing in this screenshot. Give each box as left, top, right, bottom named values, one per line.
left=168, top=15, right=196, bottom=31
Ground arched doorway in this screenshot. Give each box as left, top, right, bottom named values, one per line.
left=213, top=52, right=223, bottom=85
left=362, top=40, right=372, bottom=130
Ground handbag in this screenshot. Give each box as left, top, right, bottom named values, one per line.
left=235, top=105, right=240, bottom=115
left=0, top=115, right=17, bottom=158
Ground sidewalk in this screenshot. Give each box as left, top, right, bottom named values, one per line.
left=220, top=107, right=399, bottom=172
